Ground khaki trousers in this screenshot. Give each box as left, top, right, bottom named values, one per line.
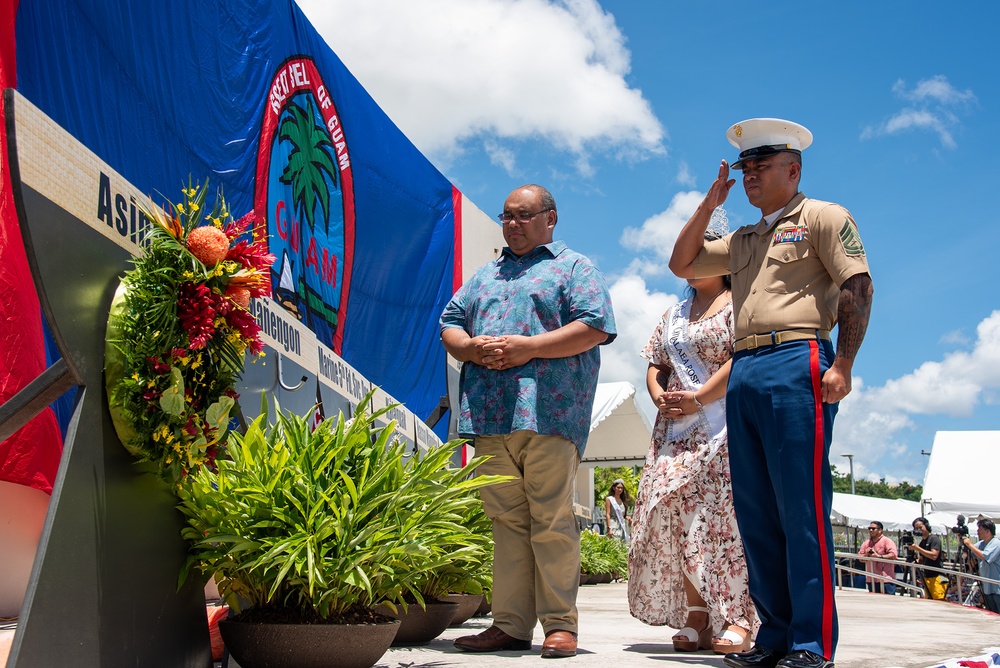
left=475, top=431, right=581, bottom=640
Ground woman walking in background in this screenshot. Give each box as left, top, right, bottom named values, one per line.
left=628, top=220, right=757, bottom=655
left=604, top=479, right=631, bottom=543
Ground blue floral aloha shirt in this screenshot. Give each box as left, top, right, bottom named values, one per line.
left=440, top=241, right=616, bottom=457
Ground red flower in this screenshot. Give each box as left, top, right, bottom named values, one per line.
left=224, top=210, right=255, bottom=240
left=225, top=306, right=264, bottom=355
left=146, top=356, right=170, bottom=374
left=226, top=239, right=276, bottom=274
left=177, top=282, right=219, bottom=349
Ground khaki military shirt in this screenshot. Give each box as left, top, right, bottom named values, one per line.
left=691, top=193, right=870, bottom=340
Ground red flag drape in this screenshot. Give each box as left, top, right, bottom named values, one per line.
left=1, top=0, right=64, bottom=494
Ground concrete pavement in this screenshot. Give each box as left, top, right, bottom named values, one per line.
left=373, top=583, right=1000, bottom=668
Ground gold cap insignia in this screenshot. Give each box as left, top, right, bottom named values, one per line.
left=734, top=124, right=743, bottom=138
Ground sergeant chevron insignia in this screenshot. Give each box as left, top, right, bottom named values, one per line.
left=838, top=219, right=865, bottom=256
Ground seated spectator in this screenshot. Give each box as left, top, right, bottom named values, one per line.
left=858, top=521, right=897, bottom=594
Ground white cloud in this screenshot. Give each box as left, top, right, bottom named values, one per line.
left=619, top=190, right=704, bottom=269
left=861, top=75, right=976, bottom=148
left=893, top=75, right=976, bottom=106
left=483, top=138, right=517, bottom=174
left=939, top=328, right=970, bottom=347
left=830, top=311, right=1000, bottom=481
left=676, top=161, right=695, bottom=187
left=599, top=273, right=677, bottom=402
left=871, top=310, right=1000, bottom=417
left=295, top=0, right=665, bottom=169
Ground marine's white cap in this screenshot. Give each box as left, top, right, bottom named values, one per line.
left=727, top=118, right=813, bottom=170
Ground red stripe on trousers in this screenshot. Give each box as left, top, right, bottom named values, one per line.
left=809, top=341, right=834, bottom=658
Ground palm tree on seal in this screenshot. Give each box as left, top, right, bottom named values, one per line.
left=277, top=98, right=338, bottom=236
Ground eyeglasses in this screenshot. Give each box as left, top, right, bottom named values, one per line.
left=868, top=527, right=879, bottom=531
left=497, top=208, right=551, bottom=224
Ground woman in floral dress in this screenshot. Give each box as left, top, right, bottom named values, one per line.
left=628, top=270, right=757, bottom=654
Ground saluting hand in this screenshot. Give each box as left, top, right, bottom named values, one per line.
left=706, top=160, right=736, bottom=210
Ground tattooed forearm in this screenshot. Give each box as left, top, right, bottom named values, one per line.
left=836, top=273, right=873, bottom=363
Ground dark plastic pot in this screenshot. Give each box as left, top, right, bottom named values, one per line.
left=219, top=617, right=399, bottom=668
left=445, top=593, right=485, bottom=627
left=376, top=600, right=459, bottom=646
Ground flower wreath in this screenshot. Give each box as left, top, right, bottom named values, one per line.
left=105, top=179, right=275, bottom=485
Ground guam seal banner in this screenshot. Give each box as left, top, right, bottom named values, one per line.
left=256, top=56, right=355, bottom=355
left=11, top=0, right=459, bottom=428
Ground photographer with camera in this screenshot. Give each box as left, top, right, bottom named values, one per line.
left=905, top=517, right=946, bottom=600
left=858, top=521, right=897, bottom=594
left=899, top=532, right=915, bottom=561
left=961, top=519, right=1000, bottom=613
left=952, top=515, right=975, bottom=574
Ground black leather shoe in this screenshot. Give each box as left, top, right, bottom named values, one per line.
left=776, top=650, right=834, bottom=668
left=724, top=645, right=785, bottom=668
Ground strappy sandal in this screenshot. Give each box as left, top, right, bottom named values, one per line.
left=711, top=626, right=751, bottom=654
left=671, top=606, right=713, bottom=652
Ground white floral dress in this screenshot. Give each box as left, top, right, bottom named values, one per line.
left=627, top=300, right=758, bottom=637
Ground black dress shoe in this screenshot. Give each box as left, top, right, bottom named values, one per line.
left=777, top=650, right=834, bottom=668
left=724, top=645, right=785, bottom=668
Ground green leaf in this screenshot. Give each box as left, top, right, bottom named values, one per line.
left=159, top=366, right=185, bottom=416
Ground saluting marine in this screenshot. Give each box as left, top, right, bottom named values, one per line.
left=669, top=118, right=874, bottom=668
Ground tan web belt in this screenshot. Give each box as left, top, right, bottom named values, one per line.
left=734, top=328, right=831, bottom=352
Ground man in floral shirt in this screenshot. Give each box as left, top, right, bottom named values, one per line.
left=441, top=184, right=616, bottom=659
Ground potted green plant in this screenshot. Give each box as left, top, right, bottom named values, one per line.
left=445, top=500, right=494, bottom=627
left=580, top=529, right=628, bottom=584
left=378, top=465, right=497, bottom=643
left=176, top=389, right=507, bottom=668
left=385, top=497, right=494, bottom=640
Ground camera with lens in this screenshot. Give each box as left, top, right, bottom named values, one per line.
left=899, top=532, right=916, bottom=562
left=952, top=515, right=969, bottom=538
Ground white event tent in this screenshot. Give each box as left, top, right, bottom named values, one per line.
left=831, top=492, right=949, bottom=533
left=575, top=382, right=654, bottom=524
left=922, top=431, right=1000, bottom=520
left=583, top=381, right=654, bottom=465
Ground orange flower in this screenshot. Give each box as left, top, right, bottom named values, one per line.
left=225, top=285, right=251, bottom=309
left=187, top=226, right=230, bottom=266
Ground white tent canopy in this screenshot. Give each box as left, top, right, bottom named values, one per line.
left=831, top=492, right=949, bottom=533
left=583, top=381, right=653, bottom=464
left=923, top=431, right=1000, bottom=520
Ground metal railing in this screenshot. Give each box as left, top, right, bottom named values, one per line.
left=833, top=551, right=1000, bottom=606
left=834, top=552, right=923, bottom=596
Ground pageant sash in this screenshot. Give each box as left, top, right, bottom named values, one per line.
left=610, top=497, right=630, bottom=542
left=662, top=299, right=727, bottom=441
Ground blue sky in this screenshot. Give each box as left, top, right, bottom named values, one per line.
left=296, top=0, right=999, bottom=486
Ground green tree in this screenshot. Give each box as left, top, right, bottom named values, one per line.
left=830, top=465, right=922, bottom=501
left=593, top=466, right=640, bottom=511
left=278, top=98, right=338, bottom=235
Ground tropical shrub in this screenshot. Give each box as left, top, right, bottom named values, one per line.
left=580, top=529, right=628, bottom=580
left=176, top=389, right=509, bottom=622
left=413, top=497, right=494, bottom=601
